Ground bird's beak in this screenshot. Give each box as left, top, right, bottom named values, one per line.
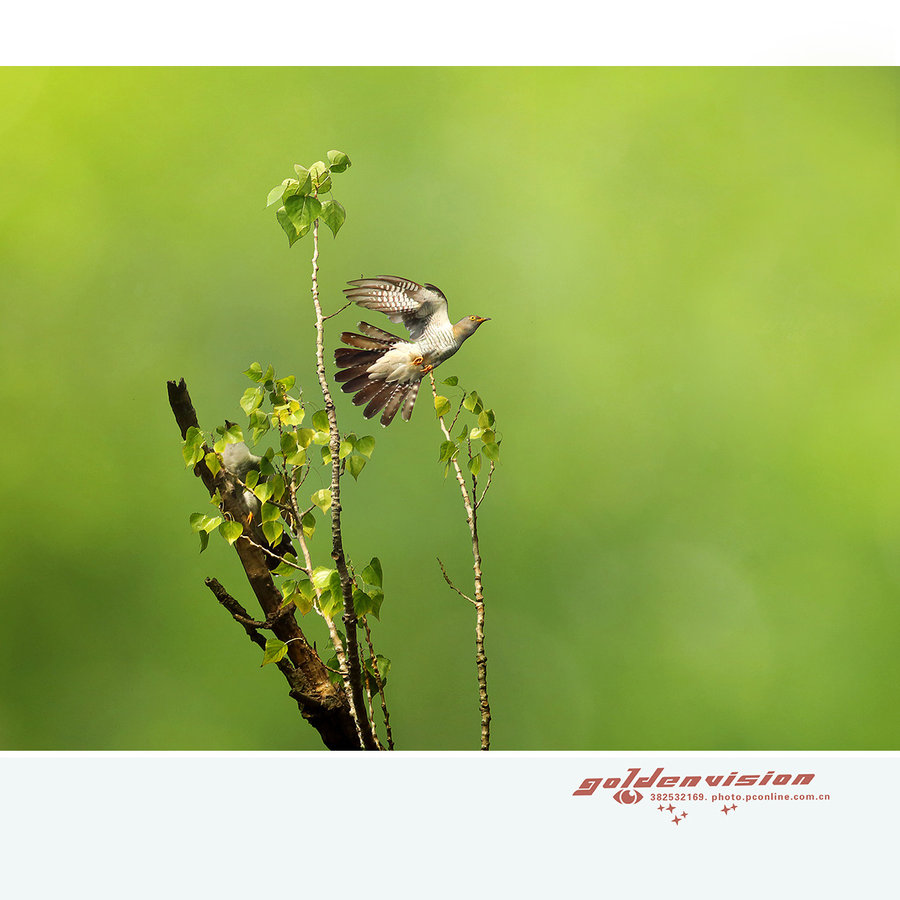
left=478, top=317, right=491, bottom=323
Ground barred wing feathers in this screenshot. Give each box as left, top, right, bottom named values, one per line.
left=343, top=276, right=451, bottom=340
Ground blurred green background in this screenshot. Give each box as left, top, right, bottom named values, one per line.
left=1, top=67, right=897, bottom=749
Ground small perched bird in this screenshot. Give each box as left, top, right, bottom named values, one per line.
left=221, top=440, right=294, bottom=570
left=335, top=276, right=490, bottom=426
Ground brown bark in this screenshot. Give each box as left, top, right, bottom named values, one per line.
left=167, top=378, right=360, bottom=751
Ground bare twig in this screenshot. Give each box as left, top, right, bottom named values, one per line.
left=322, top=299, right=353, bottom=321
left=308, top=220, right=379, bottom=751
left=361, top=616, right=395, bottom=750
left=475, top=461, right=495, bottom=509
left=436, top=556, right=475, bottom=605
left=429, top=374, right=492, bottom=751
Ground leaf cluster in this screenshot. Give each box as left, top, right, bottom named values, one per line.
left=267, top=151, right=351, bottom=246
left=434, top=378, right=501, bottom=478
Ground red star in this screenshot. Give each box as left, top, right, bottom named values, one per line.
left=658, top=804, right=665, bottom=811
left=730, top=804, right=738, bottom=812
left=721, top=805, right=731, bottom=814
left=672, top=815, right=681, bottom=825
left=680, top=811, right=688, bottom=818
left=666, top=803, right=676, bottom=813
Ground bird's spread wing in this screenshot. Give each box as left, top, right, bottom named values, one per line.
left=344, top=276, right=450, bottom=340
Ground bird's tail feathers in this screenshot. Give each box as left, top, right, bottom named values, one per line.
left=334, top=329, right=423, bottom=426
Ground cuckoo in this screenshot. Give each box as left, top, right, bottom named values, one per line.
left=334, top=276, right=490, bottom=426
left=222, top=440, right=294, bottom=569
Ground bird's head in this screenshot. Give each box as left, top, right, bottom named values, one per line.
left=454, top=315, right=491, bottom=340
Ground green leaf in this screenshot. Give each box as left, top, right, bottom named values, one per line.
left=312, top=566, right=336, bottom=592
left=367, top=654, right=391, bottom=686
left=220, top=520, right=243, bottom=545
left=478, top=408, right=495, bottom=429
left=190, top=512, right=223, bottom=534
left=291, top=579, right=315, bottom=616
left=285, top=447, right=305, bottom=466
left=311, top=488, right=332, bottom=513
left=240, top=387, right=264, bottom=415
left=261, top=637, right=289, bottom=667
left=319, top=199, right=346, bottom=237
left=355, top=435, right=376, bottom=458
left=468, top=453, right=482, bottom=476
left=361, top=556, right=383, bottom=588
left=276, top=375, right=296, bottom=393
left=434, top=395, right=451, bottom=417
left=316, top=570, right=344, bottom=619
left=366, top=589, right=384, bottom=620
left=262, top=364, right=275, bottom=385
left=182, top=426, right=205, bottom=467
left=482, top=441, right=500, bottom=462
left=338, top=439, right=353, bottom=460
left=244, top=362, right=263, bottom=382
left=353, top=588, right=371, bottom=617
left=262, top=520, right=284, bottom=545
left=204, top=452, right=221, bottom=476
left=296, top=428, right=316, bottom=449
left=284, top=194, right=322, bottom=233
left=439, top=440, right=458, bottom=463
left=260, top=501, right=280, bottom=524
left=249, top=409, right=270, bottom=442
left=198, top=530, right=209, bottom=553
left=442, top=375, right=458, bottom=386
left=347, top=455, right=366, bottom=480
left=245, top=469, right=259, bottom=489
left=308, top=160, right=332, bottom=193
left=224, top=423, right=244, bottom=444
left=280, top=431, right=297, bottom=456
left=276, top=205, right=303, bottom=246
left=266, top=183, right=287, bottom=207
left=312, top=409, right=330, bottom=433
left=320, top=445, right=332, bottom=464
left=354, top=587, right=384, bottom=620
left=469, top=427, right=483, bottom=440
left=301, top=510, right=316, bottom=538
left=480, top=428, right=497, bottom=445
left=291, top=166, right=313, bottom=195
left=326, top=150, right=351, bottom=172
left=252, top=480, right=273, bottom=503
left=463, top=390, right=481, bottom=412
left=267, top=473, right=285, bottom=502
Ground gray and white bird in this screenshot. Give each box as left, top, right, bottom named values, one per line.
left=221, top=440, right=294, bottom=569
left=335, top=276, right=490, bottom=426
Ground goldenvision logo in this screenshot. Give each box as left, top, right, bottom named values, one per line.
left=574, top=767, right=815, bottom=804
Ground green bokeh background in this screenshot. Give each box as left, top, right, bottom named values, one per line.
left=1, top=67, right=897, bottom=749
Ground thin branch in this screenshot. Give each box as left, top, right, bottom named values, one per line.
left=436, top=556, right=475, bottom=605
left=308, top=220, right=379, bottom=751
left=361, top=616, right=395, bottom=750
left=429, top=373, right=492, bottom=751
left=322, top=299, right=353, bottom=321
left=448, top=392, right=466, bottom=435
left=288, top=475, right=356, bottom=715
left=475, top=462, right=495, bottom=509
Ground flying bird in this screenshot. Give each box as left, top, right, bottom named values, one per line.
left=335, top=276, right=490, bottom=426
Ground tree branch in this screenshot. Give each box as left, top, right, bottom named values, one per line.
left=308, top=221, right=379, bottom=751
left=429, top=374, right=492, bottom=751
left=167, top=378, right=360, bottom=750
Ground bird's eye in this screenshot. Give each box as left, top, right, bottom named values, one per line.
left=470, top=316, right=477, bottom=321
